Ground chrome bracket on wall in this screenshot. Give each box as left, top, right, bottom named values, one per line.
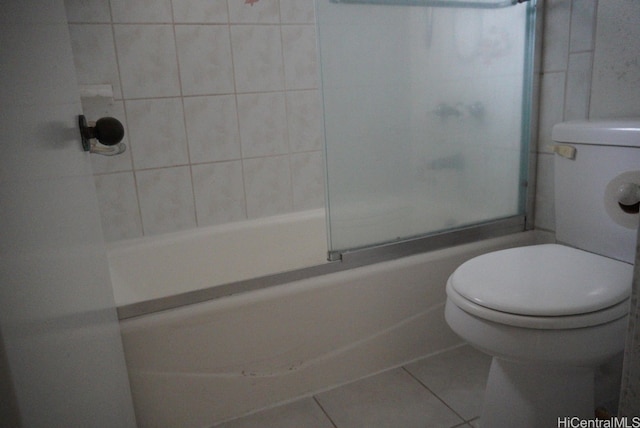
left=330, top=0, right=530, bottom=9
left=78, top=115, right=127, bottom=156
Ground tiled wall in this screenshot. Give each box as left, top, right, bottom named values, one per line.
left=65, top=0, right=324, bottom=241
left=66, top=0, right=640, bottom=244
left=534, top=0, right=640, bottom=232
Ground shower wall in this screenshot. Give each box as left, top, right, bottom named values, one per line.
left=64, top=0, right=640, bottom=245
left=64, top=0, right=324, bottom=241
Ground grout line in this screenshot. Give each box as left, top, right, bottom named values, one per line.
left=401, top=365, right=469, bottom=425
left=313, top=396, right=339, bottom=428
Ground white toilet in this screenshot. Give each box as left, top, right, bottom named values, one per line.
left=445, top=119, right=640, bottom=427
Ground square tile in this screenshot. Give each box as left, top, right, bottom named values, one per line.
left=569, top=0, right=597, bottom=53
left=184, top=95, right=241, bottom=163
left=230, top=25, right=285, bottom=93
left=280, top=0, right=315, bottom=24
left=215, top=397, right=334, bottom=428
left=564, top=52, right=592, bottom=121
left=136, top=166, right=196, bottom=235
left=405, top=346, right=492, bottom=421
left=172, top=0, right=228, bottom=23
left=125, top=98, right=189, bottom=169
left=537, top=71, right=566, bottom=153
left=282, top=25, right=319, bottom=90
left=237, top=92, right=288, bottom=157
left=175, top=25, right=235, bottom=96
left=542, top=0, right=571, bottom=72
left=114, top=24, right=181, bottom=99
left=291, top=151, right=325, bottom=211
left=68, top=24, right=122, bottom=99
left=228, top=0, right=280, bottom=24
left=534, top=153, right=555, bottom=232
left=589, top=0, right=640, bottom=118
left=64, top=0, right=111, bottom=23
left=94, top=172, right=143, bottom=241
left=286, top=90, right=323, bottom=152
left=243, top=156, right=292, bottom=218
left=192, top=161, right=247, bottom=226
left=315, top=368, right=463, bottom=428
left=110, top=0, right=173, bottom=23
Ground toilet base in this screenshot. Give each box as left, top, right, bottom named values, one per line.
left=482, top=358, right=594, bottom=428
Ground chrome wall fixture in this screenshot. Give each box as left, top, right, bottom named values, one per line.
left=330, top=0, right=530, bottom=9
left=78, top=115, right=127, bottom=156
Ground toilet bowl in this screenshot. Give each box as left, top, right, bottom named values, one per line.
left=444, top=120, right=640, bottom=428
left=445, top=244, right=632, bottom=427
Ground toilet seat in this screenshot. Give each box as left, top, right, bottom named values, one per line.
left=447, top=281, right=630, bottom=329
left=447, top=244, right=633, bottom=329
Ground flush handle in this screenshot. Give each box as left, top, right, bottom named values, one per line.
left=550, top=144, right=576, bottom=160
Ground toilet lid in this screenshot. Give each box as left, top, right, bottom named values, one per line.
left=449, top=244, right=633, bottom=316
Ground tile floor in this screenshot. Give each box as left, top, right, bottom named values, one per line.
left=214, top=345, right=490, bottom=428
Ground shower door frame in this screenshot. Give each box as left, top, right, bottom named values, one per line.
left=320, top=0, right=542, bottom=262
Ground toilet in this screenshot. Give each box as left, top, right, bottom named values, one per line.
left=444, top=119, right=640, bottom=427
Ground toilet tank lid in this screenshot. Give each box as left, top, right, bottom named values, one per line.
left=552, top=119, right=640, bottom=147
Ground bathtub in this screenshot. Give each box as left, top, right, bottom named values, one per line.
left=113, top=210, right=551, bottom=427
left=109, top=209, right=329, bottom=318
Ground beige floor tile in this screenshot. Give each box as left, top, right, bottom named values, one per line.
left=315, top=368, right=463, bottom=428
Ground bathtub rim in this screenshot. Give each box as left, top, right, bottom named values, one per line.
left=116, top=215, right=535, bottom=319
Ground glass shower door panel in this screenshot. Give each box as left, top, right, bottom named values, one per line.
left=317, top=0, right=531, bottom=253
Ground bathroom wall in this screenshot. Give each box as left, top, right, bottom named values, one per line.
left=64, top=0, right=324, bottom=241
left=65, top=0, right=640, bottom=244
left=534, top=0, right=640, bottom=231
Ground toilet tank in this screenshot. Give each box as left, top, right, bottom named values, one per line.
left=552, top=119, right=640, bottom=264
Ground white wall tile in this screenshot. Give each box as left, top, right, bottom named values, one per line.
left=538, top=71, right=566, bottom=152
left=192, top=161, right=247, bottom=226
left=590, top=0, right=640, bottom=119
left=136, top=166, right=197, bottom=235
left=280, top=0, right=315, bottom=24
left=126, top=98, right=189, bottom=169
left=286, top=90, right=323, bottom=152
left=542, top=0, right=571, bottom=72
left=228, top=0, right=280, bottom=24
left=243, top=155, right=292, bottom=218
left=68, top=24, right=122, bottom=99
left=175, top=25, right=235, bottom=96
left=282, top=25, right=319, bottom=90
left=110, top=0, right=173, bottom=23
left=534, top=153, right=555, bottom=232
left=114, top=24, right=181, bottom=98
left=94, top=172, right=143, bottom=241
left=565, top=52, right=592, bottom=121
left=184, top=95, right=241, bottom=163
left=230, top=25, right=285, bottom=93
left=237, top=92, right=289, bottom=157
left=291, top=151, right=325, bottom=211
left=64, top=0, right=111, bottom=23
left=569, top=0, right=596, bottom=53
left=172, top=0, right=229, bottom=23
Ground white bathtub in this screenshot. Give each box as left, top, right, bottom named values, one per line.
left=114, top=211, right=550, bottom=427
left=108, top=209, right=329, bottom=316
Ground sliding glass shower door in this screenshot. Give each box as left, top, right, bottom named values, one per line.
left=317, top=0, right=537, bottom=258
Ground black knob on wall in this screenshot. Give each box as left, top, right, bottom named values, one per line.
left=78, top=115, right=125, bottom=151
